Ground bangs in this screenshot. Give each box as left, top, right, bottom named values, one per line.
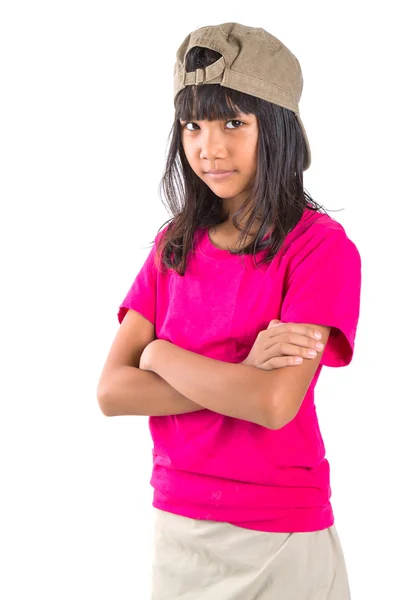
left=175, top=84, right=257, bottom=122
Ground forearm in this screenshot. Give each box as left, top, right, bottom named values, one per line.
left=148, top=340, right=273, bottom=428
left=98, top=366, right=206, bottom=417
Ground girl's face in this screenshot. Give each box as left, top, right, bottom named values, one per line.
left=179, top=111, right=259, bottom=221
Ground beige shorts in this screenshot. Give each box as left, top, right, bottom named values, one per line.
left=150, top=508, right=351, bottom=600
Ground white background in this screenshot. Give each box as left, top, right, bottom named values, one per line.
left=1, top=1, right=411, bottom=598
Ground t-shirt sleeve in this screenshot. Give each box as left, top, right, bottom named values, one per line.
left=280, top=229, right=362, bottom=367
left=117, top=238, right=159, bottom=326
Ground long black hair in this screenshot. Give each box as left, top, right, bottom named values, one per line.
left=153, top=45, right=329, bottom=275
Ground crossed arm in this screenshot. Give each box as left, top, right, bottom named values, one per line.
left=141, top=324, right=331, bottom=430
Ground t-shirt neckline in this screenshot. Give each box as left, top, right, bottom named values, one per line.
left=196, top=225, right=272, bottom=260
left=195, top=207, right=314, bottom=261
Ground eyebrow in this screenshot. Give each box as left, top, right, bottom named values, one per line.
left=179, top=113, right=245, bottom=123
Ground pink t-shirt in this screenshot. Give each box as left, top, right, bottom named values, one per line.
left=117, top=207, right=362, bottom=532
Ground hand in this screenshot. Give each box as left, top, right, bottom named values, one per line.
left=139, top=340, right=158, bottom=372
left=241, top=320, right=324, bottom=370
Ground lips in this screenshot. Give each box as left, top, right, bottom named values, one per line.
left=205, top=170, right=235, bottom=179
left=206, top=170, right=233, bottom=174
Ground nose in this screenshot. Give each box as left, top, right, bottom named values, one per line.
left=199, top=127, right=228, bottom=161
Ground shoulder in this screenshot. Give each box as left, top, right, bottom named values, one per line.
left=154, top=222, right=173, bottom=245
left=285, top=209, right=360, bottom=269
left=149, top=222, right=175, bottom=272
left=300, top=207, right=351, bottom=239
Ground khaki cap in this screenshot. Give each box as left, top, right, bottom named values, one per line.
left=174, top=22, right=311, bottom=171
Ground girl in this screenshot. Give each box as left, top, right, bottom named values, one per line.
left=97, top=22, right=361, bottom=599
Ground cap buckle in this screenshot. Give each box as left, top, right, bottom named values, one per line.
left=194, top=68, right=206, bottom=85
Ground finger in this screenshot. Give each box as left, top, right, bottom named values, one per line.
left=262, top=355, right=305, bottom=370
left=267, top=319, right=281, bottom=328
left=273, top=333, right=324, bottom=351
left=267, top=322, right=322, bottom=342
left=268, top=341, right=320, bottom=359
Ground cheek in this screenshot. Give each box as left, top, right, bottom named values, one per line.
left=182, top=147, right=196, bottom=169
left=182, top=142, right=196, bottom=162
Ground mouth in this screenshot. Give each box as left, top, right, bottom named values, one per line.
left=205, top=170, right=235, bottom=179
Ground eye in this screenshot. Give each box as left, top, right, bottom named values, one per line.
left=226, top=120, right=244, bottom=129
left=181, top=119, right=244, bottom=131
left=182, top=122, right=199, bottom=131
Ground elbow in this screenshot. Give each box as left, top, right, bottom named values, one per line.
left=96, top=384, right=114, bottom=417
left=266, top=395, right=300, bottom=431
left=265, top=392, right=289, bottom=431
left=265, top=413, right=284, bottom=431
